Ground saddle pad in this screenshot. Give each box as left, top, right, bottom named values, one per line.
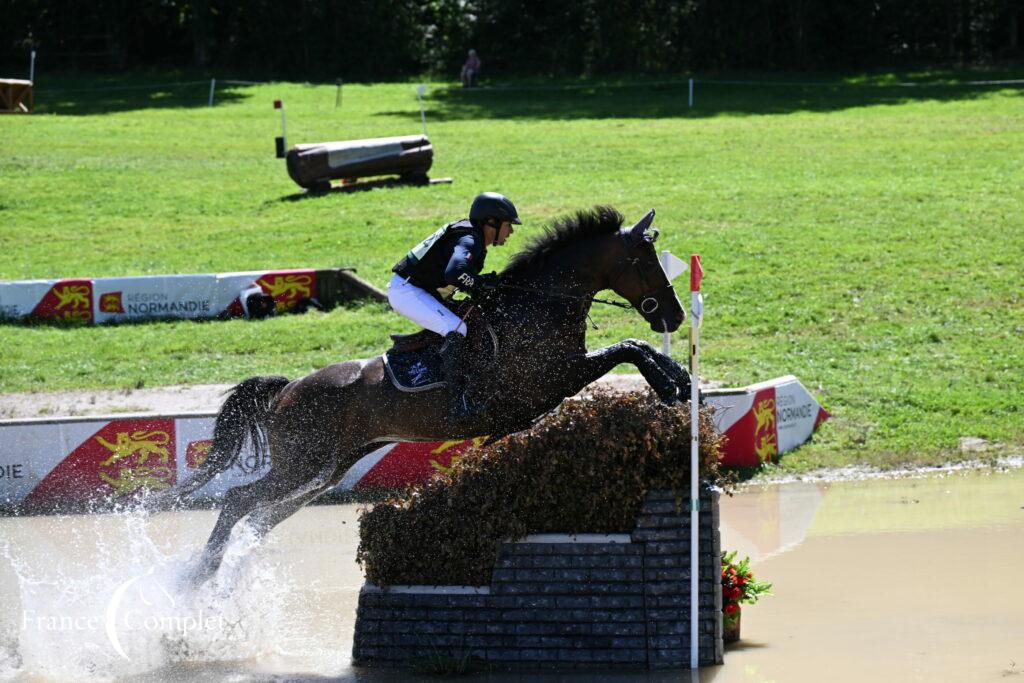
left=383, top=347, right=447, bottom=392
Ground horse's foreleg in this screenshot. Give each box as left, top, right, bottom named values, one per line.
left=571, top=340, right=680, bottom=402
left=631, top=341, right=693, bottom=401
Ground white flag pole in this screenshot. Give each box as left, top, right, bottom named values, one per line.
left=689, top=253, right=704, bottom=670
left=660, top=251, right=671, bottom=355
left=273, top=99, right=287, bottom=159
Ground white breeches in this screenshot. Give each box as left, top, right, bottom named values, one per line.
left=387, top=274, right=467, bottom=337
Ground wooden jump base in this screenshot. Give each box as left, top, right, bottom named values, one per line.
left=0, top=79, right=33, bottom=113
left=353, top=487, right=723, bottom=670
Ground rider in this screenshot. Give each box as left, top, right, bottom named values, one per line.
left=389, top=191, right=521, bottom=421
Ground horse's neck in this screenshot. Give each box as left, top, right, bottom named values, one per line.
left=497, top=239, right=608, bottom=338
left=513, top=239, right=606, bottom=298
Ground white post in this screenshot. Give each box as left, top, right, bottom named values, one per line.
left=688, top=78, right=694, bottom=108
left=276, top=99, right=287, bottom=152
left=29, top=50, right=36, bottom=83
left=660, top=251, right=671, bottom=355
left=688, top=253, right=704, bottom=670
left=208, top=78, right=216, bottom=107
left=416, top=84, right=428, bottom=137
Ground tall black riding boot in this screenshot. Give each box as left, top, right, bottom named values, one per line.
left=441, top=331, right=484, bottom=424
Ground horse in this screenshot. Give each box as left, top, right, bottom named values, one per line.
left=151, top=205, right=694, bottom=582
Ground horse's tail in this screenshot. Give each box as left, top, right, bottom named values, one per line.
left=146, top=375, right=290, bottom=512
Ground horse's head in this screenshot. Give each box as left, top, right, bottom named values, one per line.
left=608, top=209, right=685, bottom=333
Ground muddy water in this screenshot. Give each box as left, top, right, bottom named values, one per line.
left=1, top=468, right=1021, bottom=682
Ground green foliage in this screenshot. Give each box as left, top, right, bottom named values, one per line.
left=357, top=391, right=725, bottom=587
left=721, top=550, right=773, bottom=608
left=4, top=0, right=1020, bottom=76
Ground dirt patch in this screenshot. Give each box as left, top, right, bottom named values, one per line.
left=0, top=374, right=718, bottom=420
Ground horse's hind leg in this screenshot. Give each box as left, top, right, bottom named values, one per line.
left=245, top=444, right=378, bottom=543
left=192, top=465, right=313, bottom=583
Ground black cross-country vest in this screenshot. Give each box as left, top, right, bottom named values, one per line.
left=392, top=219, right=487, bottom=291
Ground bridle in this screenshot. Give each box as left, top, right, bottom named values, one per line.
left=486, top=229, right=675, bottom=314
left=606, top=229, right=676, bottom=316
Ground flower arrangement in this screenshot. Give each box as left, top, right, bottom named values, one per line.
left=721, top=550, right=772, bottom=642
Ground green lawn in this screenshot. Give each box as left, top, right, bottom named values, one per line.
left=2, top=70, right=1022, bottom=469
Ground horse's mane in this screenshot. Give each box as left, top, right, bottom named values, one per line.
left=502, top=205, right=624, bottom=278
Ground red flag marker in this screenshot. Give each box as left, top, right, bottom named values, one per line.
left=690, top=254, right=703, bottom=292
left=273, top=100, right=282, bottom=109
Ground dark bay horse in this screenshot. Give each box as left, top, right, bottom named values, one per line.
left=153, top=205, right=693, bottom=581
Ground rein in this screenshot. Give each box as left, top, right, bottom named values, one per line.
left=489, top=281, right=634, bottom=309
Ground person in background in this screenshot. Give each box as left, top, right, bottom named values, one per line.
left=461, top=49, right=481, bottom=88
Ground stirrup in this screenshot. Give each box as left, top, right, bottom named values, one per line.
left=450, top=391, right=485, bottom=422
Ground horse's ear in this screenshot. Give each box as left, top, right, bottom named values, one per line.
left=628, top=209, right=656, bottom=243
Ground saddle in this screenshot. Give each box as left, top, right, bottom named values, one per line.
left=383, top=303, right=497, bottom=393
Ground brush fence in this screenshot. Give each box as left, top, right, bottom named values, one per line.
left=353, top=487, right=723, bottom=670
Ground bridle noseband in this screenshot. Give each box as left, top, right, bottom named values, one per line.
left=608, top=231, right=676, bottom=316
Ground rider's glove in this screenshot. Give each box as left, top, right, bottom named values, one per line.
left=476, top=272, right=500, bottom=292
left=455, top=271, right=500, bottom=298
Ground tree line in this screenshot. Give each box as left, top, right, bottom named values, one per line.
left=4, top=0, right=1021, bottom=80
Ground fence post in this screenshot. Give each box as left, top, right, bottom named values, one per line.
left=416, top=84, right=428, bottom=137
left=208, top=78, right=216, bottom=107
left=688, top=78, right=694, bottom=108
left=29, top=50, right=36, bottom=83
left=661, top=251, right=672, bottom=355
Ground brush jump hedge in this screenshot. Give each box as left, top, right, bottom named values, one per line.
left=353, top=391, right=728, bottom=670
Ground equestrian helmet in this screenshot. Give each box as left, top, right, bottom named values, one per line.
left=470, top=192, right=521, bottom=227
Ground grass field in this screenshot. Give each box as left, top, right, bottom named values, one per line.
left=2, top=70, right=1022, bottom=470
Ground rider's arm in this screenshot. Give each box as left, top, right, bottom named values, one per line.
left=444, top=234, right=485, bottom=292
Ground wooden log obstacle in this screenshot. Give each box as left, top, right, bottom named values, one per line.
left=0, top=79, right=33, bottom=113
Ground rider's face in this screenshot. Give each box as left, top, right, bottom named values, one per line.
left=494, top=221, right=513, bottom=246
left=483, top=220, right=513, bottom=247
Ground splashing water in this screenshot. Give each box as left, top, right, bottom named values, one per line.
left=0, top=504, right=297, bottom=681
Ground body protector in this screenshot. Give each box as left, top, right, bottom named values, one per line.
left=392, top=219, right=489, bottom=295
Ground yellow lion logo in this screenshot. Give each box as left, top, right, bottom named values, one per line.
left=258, top=274, right=312, bottom=300
left=753, top=398, right=776, bottom=434
left=53, top=285, right=90, bottom=310
left=429, top=437, right=488, bottom=475
left=754, top=433, right=778, bottom=463
left=97, top=430, right=171, bottom=467
left=96, top=430, right=173, bottom=495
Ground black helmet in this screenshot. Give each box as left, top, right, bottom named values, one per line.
left=469, top=192, right=521, bottom=227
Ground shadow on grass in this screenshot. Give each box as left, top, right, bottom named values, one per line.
left=277, top=175, right=455, bottom=202
left=31, top=73, right=251, bottom=115
left=376, top=68, right=1024, bottom=122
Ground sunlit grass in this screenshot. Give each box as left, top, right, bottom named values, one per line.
left=2, top=71, right=1022, bottom=468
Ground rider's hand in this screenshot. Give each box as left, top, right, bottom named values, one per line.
left=477, top=272, right=500, bottom=291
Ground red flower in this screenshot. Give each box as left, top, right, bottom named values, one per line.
left=727, top=586, right=742, bottom=601
left=724, top=603, right=739, bottom=615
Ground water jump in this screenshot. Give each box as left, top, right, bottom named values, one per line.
left=148, top=204, right=694, bottom=583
